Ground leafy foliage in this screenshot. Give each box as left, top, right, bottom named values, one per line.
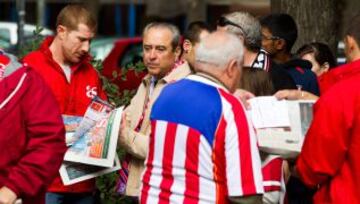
left=92, top=58, right=145, bottom=107
left=92, top=59, right=146, bottom=203
left=17, top=26, right=46, bottom=59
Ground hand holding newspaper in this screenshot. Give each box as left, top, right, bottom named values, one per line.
left=248, top=96, right=315, bottom=158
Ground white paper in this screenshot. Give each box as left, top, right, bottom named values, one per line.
left=248, top=96, right=291, bottom=129
left=256, top=100, right=315, bottom=158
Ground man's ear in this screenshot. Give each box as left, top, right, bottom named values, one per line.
left=56, top=25, right=67, bottom=40
left=225, top=59, right=238, bottom=78
left=174, top=46, right=182, bottom=60
left=183, top=39, right=192, bottom=54
left=347, top=35, right=360, bottom=52
left=344, top=35, right=360, bottom=62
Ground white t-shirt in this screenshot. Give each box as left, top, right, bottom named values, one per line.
left=61, top=64, right=71, bottom=83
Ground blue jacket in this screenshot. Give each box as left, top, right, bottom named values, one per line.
left=280, top=58, right=320, bottom=96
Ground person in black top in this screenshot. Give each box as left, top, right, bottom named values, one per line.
left=260, top=13, right=319, bottom=96
left=217, top=11, right=296, bottom=92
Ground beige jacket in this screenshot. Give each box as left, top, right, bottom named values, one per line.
left=119, top=62, right=192, bottom=196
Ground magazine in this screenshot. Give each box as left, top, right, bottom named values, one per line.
left=59, top=155, right=121, bottom=186
left=62, top=115, right=83, bottom=145
left=68, top=96, right=114, bottom=145
left=248, top=97, right=315, bottom=158
left=63, top=106, right=124, bottom=167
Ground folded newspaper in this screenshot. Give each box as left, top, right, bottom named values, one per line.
left=248, top=96, right=315, bottom=158
left=63, top=105, right=124, bottom=168
left=60, top=155, right=121, bottom=186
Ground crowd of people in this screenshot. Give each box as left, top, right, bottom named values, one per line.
left=1, top=3, right=360, bottom=204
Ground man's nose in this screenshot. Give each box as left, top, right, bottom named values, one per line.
left=149, top=49, right=157, bottom=60
left=81, top=41, right=90, bottom=53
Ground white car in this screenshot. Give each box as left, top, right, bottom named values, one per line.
left=0, top=22, right=53, bottom=47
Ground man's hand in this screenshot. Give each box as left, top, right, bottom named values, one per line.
left=274, top=89, right=319, bottom=101
left=233, top=89, right=255, bottom=110
left=118, top=111, right=131, bottom=146
left=0, top=186, right=17, bottom=204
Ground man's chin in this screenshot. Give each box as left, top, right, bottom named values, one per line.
left=69, top=58, right=81, bottom=64
left=147, top=69, right=160, bottom=76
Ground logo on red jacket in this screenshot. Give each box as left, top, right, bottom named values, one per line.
left=86, top=85, right=98, bottom=98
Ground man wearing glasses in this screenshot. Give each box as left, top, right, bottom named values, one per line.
left=217, top=11, right=296, bottom=92
left=260, top=13, right=319, bottom=96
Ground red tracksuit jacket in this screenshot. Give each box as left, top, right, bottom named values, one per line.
left=0, top=66, right=66, bottom=204
left=297, top=72, right=360, bottom=203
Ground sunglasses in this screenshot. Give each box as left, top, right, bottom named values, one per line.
left=217, top=16, right=246, bottom=36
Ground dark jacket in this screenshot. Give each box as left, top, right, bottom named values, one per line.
left=269, top=61, right=297, bottom=91
left=252, top=49, right=297, bottom=92
left=280, top=58, right=320, bottom=96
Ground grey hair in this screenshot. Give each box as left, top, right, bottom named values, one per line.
left=224, top=12, right=261, bottom=51
left=142, top=22, right=181, bottom=51
left=195, top=31, right=244, bottom=69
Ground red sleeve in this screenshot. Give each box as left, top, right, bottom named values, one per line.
left=296, top=85, right=351, bottom=188
left=3, top=69, right=67, bottom=197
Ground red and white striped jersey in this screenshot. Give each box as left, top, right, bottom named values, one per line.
left=140, top=74, right=264, bottom=204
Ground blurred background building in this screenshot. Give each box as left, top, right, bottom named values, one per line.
left=0, top=0, right=270, bottom=37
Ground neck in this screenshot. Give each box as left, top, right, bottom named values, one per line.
left=49, top=37, right=67, bottom=66
left=243, top=48, right=258, bottom=67
left=196, top=70, right=230, bottom=91
left=273, top=52, right=291, bottom=64
left=350, top=50, right=360, bottom=62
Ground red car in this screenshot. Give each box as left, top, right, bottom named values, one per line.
left=102, top=37, right=147, bottom=93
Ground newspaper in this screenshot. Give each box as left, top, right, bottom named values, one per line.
left=63, top=106, right=124, bottom=167
left=248, top=97, right=315, bottom=158
left=249, top=96, right=290, bottom=128
left=59, top=155, right=121, bottom=186
left=68, top=96, right=114, bottom=145
left=62, top=115, right=83, bottom=145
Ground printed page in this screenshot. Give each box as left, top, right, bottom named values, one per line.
left=256, top=100, right=315, bottom=158
left=248, top=96, right=291, bottom=129
left=69, top=97, right=113, bottom=145
left=64, top=106, right=124, bottom=168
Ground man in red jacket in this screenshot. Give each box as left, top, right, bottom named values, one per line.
left=0, top=51, right=66, bottom=204
left=296, top=14, right=360, bottom=203
left=296, top=71, right=360, bottom=203
left=22, top=4, right=107, bottom=204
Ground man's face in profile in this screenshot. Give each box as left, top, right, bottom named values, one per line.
left=60, top=23, right=95, bottom=64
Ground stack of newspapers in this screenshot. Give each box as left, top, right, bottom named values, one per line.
left=60, top=97, right=123, bottom=185
left=248, top=96, right=315, bottom=159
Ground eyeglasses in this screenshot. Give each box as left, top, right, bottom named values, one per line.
left=217, top=16, right=246, bottom=36
left=261, top=33, right=282, bottom=41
